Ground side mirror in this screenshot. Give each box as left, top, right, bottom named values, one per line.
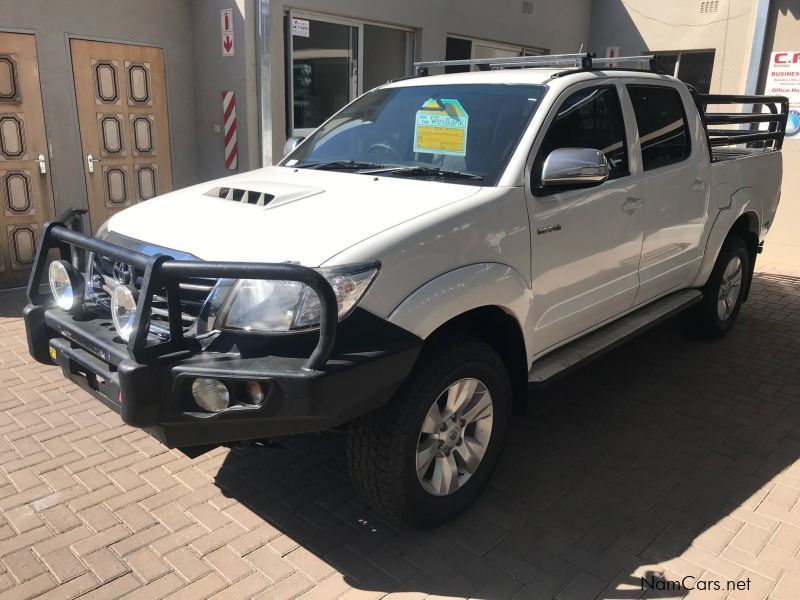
left=541, top=148, right=609, bottom=188
left=283, top=136, right=306, bottom=157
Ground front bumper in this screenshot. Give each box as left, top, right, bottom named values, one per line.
left=23, top=221, right=421, bottom=448
left=25, top=304, right=420, bottom=448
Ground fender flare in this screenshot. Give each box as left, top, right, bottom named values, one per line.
left=691, top=187, right=761, bottom=289
left=387, top=263, right=535, bottom=363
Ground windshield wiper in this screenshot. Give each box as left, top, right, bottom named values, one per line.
left=298, top=160, right=387, bottom=171
left=368, top=166, right=484, bottom=181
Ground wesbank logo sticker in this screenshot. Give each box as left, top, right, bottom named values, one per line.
left=413, top=98, right=469, bottom=156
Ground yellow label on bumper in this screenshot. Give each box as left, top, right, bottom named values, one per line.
left=48, top=346, right=57, bottom=361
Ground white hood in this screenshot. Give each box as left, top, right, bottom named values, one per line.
left=107, top=166, right=481, bottom=266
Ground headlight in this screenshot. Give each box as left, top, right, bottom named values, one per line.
left=216, top=266, right=377, bottom=332
left=111, top=285, right=138, bottom=341
left=48, top=260, right=84, bottom=311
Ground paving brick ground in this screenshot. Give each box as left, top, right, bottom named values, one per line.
left=0, top=268, right=798, bottom=599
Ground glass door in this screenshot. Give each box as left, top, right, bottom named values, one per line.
left=289, top=12, right=360, bottom=137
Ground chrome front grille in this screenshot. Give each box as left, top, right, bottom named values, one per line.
left=89, top=253, right=217, bottom=333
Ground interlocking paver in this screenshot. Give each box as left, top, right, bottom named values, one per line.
left=3, top=547, right=46, bottom=582
left=40, top=547, right=86, bottom=583
left=125, top=547, right=170, bottom=583
left=0, top=273, right=798, bottom=598
left=83, top=547, right=130, bottom=583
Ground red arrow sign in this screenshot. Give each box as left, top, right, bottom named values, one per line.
left=223, top=35, right=233, bottom=53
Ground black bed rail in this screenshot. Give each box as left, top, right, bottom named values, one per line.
left=699, top=94, right=789, bottom=150
left=26, top=221, right=338, bottom=370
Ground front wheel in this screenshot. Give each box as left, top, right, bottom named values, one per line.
left=347, top=335, right=511, bottom=527
left=687, top=235, right=750, bottom=339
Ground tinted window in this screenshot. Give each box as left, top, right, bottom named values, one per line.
left=627, top=85, right=691, bottom=170
left=534, top=86, right=629, bottom=189
left=286, top=84, right=546, bottom=186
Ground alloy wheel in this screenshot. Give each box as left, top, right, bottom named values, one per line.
left=415, top=378, right=494, bottom=496
left=717, top=255, right=743, bottom=321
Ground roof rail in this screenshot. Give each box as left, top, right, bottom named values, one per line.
left=413, top=53, right=657, bottom=76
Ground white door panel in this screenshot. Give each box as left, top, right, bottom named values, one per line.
left=528, top=182, right=643, bottom=355
left=637, top=161, right=708, bottom=299
left=626, top=84, right=711, bottom=303
left=525, top=82, right=644, bottom=357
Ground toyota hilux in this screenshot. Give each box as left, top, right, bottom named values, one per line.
left=23, top=53, right=787, bottom=526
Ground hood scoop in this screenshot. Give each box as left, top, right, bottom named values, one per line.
left=205, top=180, right=324, bottom=209
left=208, top=186, right=275, bottom=207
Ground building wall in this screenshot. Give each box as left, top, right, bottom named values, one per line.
left=588, top=0, right=759, bottom=94
left=0, top=0, right=199, bottom=215
left=265, top=0, right=594, bottom=162
left=190, top=0, right=261, bottom=179
left=757, top=0, right=800, bottom=270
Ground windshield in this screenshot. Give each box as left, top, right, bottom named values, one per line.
left=283, top=84, right=546, bottom=186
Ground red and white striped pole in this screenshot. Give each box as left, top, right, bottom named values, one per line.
left=222, top=91, right=238, bottom=170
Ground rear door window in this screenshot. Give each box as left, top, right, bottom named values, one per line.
left=627, top=85, right=691, bottom=170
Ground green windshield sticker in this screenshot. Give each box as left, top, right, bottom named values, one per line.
left=413, top=98, right=469, bottom=156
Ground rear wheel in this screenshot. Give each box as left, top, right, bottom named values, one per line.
left=347, top=335, right=511, bottom=527
left=687, top=235, right=750, bottom=338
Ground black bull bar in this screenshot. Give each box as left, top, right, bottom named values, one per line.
left=26, top=219, right=339, bottom=370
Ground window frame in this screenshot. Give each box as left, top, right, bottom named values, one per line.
left=284, top=10, right=416, bottom=137
left=445, top=35, right=547, bottom=73
left=649, top=49, right=716, bottom=94
left=625, top=83, right=692, bottom=173
left=529, top=83, right=631, bottom=196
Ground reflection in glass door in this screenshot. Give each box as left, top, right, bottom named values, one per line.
left=290, top=16, right=358, bottom=136
left=286, top=13, right=414, bottom=138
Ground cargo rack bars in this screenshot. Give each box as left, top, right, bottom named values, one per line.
left=413, top=52, right=657, bottom=76
left=698, top=94, right=789, bottom=150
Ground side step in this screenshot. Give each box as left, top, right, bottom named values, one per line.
left=528, top=289, right=703, bottom=384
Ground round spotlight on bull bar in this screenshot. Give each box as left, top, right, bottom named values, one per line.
left=111, top=285, right=138, bottom=342
left=48, top=260, right=84, bottom=311
left=191, top=378, right=230, bottom=412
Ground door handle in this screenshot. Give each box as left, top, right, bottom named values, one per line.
left=87, top=154, right=101, bottom=174
left=691, top=178, right=706, bottom=192
left=622, top=197, right=643, bottom=213
left=37, top=154, right=46, bottom=174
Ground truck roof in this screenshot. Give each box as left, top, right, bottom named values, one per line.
left=384, top=68, right=679, bottom=89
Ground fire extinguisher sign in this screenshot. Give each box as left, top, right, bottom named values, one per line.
left=221, top=9, right=234, bottom=57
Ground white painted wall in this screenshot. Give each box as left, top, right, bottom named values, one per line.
left=588, top=0, right=759, bottom=94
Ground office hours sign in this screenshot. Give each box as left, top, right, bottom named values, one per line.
left=765, top=51, right=800, bottom=139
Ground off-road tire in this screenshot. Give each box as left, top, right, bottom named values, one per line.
left=686, top=234, right=750, bottom=339
left=347, top=334, right=511, bottom=528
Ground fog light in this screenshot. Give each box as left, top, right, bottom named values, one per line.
left=243, top=381, right=265, bottom=406
left=111, top=285, right=138, bottom=342
left=192, top=378, right=230, bottom=412
left=48, top=260, right=84, bottom=311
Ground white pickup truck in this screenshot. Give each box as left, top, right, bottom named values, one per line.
left=24, top=54, right=786, bottom=527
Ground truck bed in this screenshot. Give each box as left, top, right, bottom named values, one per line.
left=711, top=146, right=777, bottom=163
left=709, top=145, right=783, bottom=242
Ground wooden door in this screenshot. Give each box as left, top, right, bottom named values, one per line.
left=0, top=32, right=54, bottom=289
left=70, top=40, right=172, bottom=233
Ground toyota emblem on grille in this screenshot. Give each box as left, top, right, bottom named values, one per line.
left=112, top=262, right=135, bottom=286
